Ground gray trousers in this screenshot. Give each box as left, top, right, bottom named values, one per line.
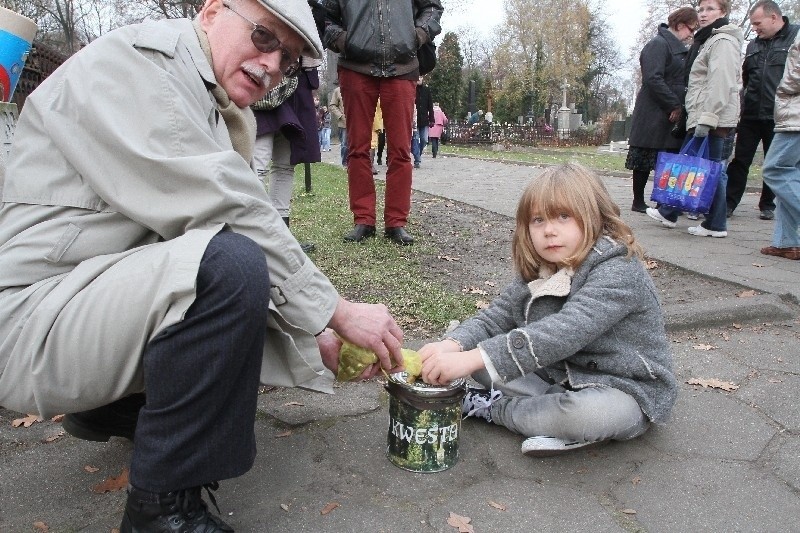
left=473, top=370, right=650, bottom=443
left=252, top=131, right=294, bottom=218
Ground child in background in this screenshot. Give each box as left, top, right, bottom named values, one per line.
left=419, top=163, right=678, bottom=456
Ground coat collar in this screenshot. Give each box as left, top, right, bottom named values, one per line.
left=527, top=267, right=573, bottom=300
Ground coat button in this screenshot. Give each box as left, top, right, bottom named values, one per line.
left=512, top=337, right=525, bottom=349
left=587, top=361, right=598, bottom=370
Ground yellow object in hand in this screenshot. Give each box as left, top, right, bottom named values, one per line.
left=336, top=340, right=422, bottom=383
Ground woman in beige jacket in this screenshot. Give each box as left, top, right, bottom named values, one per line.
left=647, top=0, right=743, bottom=238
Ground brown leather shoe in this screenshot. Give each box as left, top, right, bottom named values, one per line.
left=760, top=246, right=800, bottom=260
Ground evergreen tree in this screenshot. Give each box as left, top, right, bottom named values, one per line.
left=427, top=32, right=464, bottom=124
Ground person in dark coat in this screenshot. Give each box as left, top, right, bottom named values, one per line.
left=626, top=7, right=699, bottom=213
left=253, top=58, right=322, bottom=253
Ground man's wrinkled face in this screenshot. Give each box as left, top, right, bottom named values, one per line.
left=200, top=0, right=305, bottom=107
left=750, top=7, right=783, bottom=40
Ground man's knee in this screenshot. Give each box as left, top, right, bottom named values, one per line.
left=198, top=232, right=269, bottom=309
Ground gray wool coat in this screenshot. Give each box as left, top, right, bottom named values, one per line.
left=628, top=25, right=689, bottom=150
left=447, top=237, right=678, bottom=424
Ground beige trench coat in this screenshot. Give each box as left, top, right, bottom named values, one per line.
left=685, top=24, right=744, bottom=130
left=0, top=19, right=339, bottom=418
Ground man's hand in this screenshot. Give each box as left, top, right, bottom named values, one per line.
left=694, top=124, right=711, bottom=138
left=327, top=298, right=404, bottom=373
left=316, top=329, right=342, bottom=374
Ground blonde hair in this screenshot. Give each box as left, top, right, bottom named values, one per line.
left=512, top=163, right=643, bottom=281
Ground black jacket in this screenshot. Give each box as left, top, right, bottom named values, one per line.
left=416, top=83, right=434, bottom=128
left=741, top=18, right=800, bottom=121
left=628, top=25, right=688, bottom=150
left=323, top=0, right=443, bottom=78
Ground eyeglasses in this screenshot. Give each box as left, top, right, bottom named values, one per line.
left=223, top=2, right=301, bottom=77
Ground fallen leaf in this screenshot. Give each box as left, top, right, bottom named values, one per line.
left=275, top=430, right=292, bottom=438
left=692, top=344, right=716, bottom=351
left=768, top=378, right=783, bottom=384
left=732, top=323, right=742, bottom=329
left=280, top=503, right=290, bottom=512
left=320, top=502, right=339, bottom=515
left=283, top=401, right=304, bottom=407
left=42, top=430, right=65, bottom=443
left=84, top=465, right=100, bottom=473
left=50, top=414, right=65, bottom=423
left=686, top=378, right=739, bottom=391
left=631, top=476, right=641, bottom=486
left=621, top=508, right=637, bottom=515
left=446, top=512, right=474, bottom=533
left=484, top=281, right=496, bottom=287
left=463, top=286, right=488, bottom=295
left=33, top=521, right=49, bottom=532
left=438, top=255, right=461, bottom=262
left=644, top=260, right=659, bottom=270
left=488, top=500, right=507, bottom=511
left=12, top=414, right=42, bottom=428
left=91, top=467, right=129, bottom=494
left=475, top=300, right=490, bottom=310
left=737, top=290, right=757, bottom=298
left=777, top=357, right=784, bottom=363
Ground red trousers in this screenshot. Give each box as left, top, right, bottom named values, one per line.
left=338, top=68, right=415, bottom=228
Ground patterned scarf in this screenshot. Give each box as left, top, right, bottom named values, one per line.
left=192, top=19, right=256, bottom=163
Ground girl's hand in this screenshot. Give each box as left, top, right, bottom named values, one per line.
left=418, top=339, right=461, bottom=360
left=421, top=348, right=485, bottom=386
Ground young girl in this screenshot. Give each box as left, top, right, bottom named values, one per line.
left=419, top=163, right=678, bottom=456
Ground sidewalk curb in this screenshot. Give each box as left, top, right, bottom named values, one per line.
left=663, top=293, right=796, bottom=331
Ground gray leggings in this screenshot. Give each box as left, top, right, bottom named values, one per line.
left=252, top=131, right=294, bottom=218
left=472, top=370, right=650, bottom=443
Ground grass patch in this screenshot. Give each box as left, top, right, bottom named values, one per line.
left=440, top=144, right=629, bottom=173
left=439, top=144, right=765, bottom=183
left=288, top=163, right=476, bottom=338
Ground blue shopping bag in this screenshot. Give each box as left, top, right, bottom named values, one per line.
left=650, top=136, right=722, bottom=214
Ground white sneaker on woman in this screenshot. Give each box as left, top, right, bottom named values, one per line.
left=646, top=207, right=677, bottom=228
left=688, top=225, right=727, bottom=238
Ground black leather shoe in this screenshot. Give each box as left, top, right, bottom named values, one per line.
left=120, top=483, right=233, bottom=532
left=384, top=226, right=414, bottom=245
left=343, top=224, right=376, bottom=243
left=62, top=393, right=145, bottom=442
left=631, top=201, right=648, bottom=213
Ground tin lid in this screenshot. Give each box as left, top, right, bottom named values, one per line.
left=387, top=371, right=466, bottom=397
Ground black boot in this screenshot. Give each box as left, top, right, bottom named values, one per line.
left=282, top=216, right=315, bottom=253
left=120, top=483, right=233, bottom=532
left=631, top=170, right=650, bottom=213
left=62, top=393, right=145, bottom=442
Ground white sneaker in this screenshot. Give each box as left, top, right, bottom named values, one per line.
left=462, top=387, right=503, bottom=422
left=646, top=207, right=677, bottom=228
left=688, top=225, right=727, bottom=238
left=521, top=436, right=603, bottom=457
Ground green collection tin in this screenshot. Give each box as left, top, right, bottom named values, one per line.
left=385, top=371, right=466, bottom=473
